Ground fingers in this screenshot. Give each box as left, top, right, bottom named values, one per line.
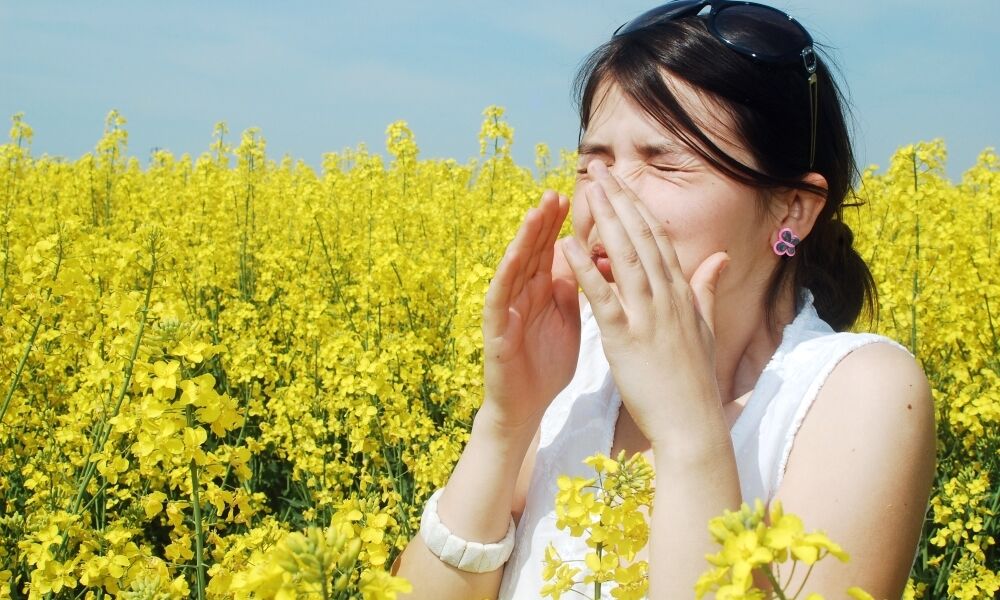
left=483, top=207, right=542, bottom=338
left=516, top=190, right=561, bottom=293
left=483, top=190, right=569, bottom=339
left=689, top=251, right=730, bottom=336
left=624, top=181, right=685, bottom=286
left=584, top=159, right=725, bottom=337
left=533, top=192, right=570, bottom=279
left=584, top=166, right=652, bottom=300
left=551, top=235, right=575, bottom=285
left=512, top=191, right=559, bottom=298
left=561, top=236, right=625, bottom=329
left=585, top=160, right=676, bottom=299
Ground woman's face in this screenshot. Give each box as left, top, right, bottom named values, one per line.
left=572, top=76, right=779, bottom=290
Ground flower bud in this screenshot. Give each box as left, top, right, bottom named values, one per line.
left=334, top=572, right=351, bottom=591
left=338, top=537, right=363, bottom=572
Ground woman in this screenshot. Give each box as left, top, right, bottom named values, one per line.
left=394, top=2, right=936, bottom=598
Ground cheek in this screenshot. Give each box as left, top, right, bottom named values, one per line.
left=657, top=215, right=731, bottom=280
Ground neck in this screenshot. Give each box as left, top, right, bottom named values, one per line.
left=712, top=284, right=798, bottom=404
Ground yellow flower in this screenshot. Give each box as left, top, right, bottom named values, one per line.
left=359, top=569, right=413, bottom=600
left=847, top=587, right=875, bottom=600
left=583, top=550, right=619, bottom=583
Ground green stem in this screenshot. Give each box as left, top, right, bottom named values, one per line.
left=0, top=238, right=64, bottom=429
left=764, top=568, right=789, bottom=600
left=784, top=560, right=796, bottom=592
left=187, top=405, right=207, bottom=600
left=788, top=560, right=816, bottom=600
left=594, top=541, right=603, bottom=599
left=0, top=314, right=43, bottom=428
left=933, top=544, right=961, bottom=597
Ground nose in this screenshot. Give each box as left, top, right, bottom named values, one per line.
left=586, top=158, right=632, bottom=183
left=604, top=163, right=641, bottom=190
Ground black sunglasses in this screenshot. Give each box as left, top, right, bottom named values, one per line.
left=614, top=0, right=818, bottom=169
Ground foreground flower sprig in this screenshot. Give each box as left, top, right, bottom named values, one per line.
left=546, top=452, right=883, bottom=600
left=543, top=451, right=653, bottom=600
left=695, top=498, right=863, bottom=599
left=228, top=520, right=411, bottom=600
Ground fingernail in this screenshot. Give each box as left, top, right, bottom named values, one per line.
left=589, top=160, right=609, bottom=177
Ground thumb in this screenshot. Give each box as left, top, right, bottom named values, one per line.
left=688, top=251, right=730, bottom=336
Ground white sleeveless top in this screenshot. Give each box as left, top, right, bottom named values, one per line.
left=498, top=290, right=910, bottom=599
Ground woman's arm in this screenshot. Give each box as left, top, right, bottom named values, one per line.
left=394, top=407, right=539, bottom=599
left=396, top=190, right=579, bottom=598
left=648, top=411, right=744, bottom=598
left=758, top=342, right=936, bottom=598
left=647, top=342, right=935, bottom=599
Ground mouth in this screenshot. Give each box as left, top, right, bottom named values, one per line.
left=590, top=243, right=614, bottom=282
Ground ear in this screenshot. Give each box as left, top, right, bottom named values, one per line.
left=774, top=172, right=828, bottom=241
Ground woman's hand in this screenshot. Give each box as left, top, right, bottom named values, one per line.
left=481, top=190, right=581, bottom=432
left=561, top=160, right=730, bottom=447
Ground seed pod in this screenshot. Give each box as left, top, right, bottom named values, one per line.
left=334, top=572, right=351, bottom=591
left=325, top=526, right=341, bottom=551
left=338, top=537, right=363, bottom=572
left=275, top=551, right=299, bottom=574
left=331, top=527, right=348, bottom=553
left=299, top=552, right=323, bottom=581
left=284, top=533, right=307, bottom=555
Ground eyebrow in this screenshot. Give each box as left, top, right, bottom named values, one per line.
left=577, top=141, right=690, bottom=160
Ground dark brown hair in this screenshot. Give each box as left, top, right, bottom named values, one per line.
left=573, top=16, right=876, bottom=332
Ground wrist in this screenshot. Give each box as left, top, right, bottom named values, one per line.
left=651, top=424, right=734, bottom=472
left=435, top=409, right=537, bottom=542
left=649, top=409, right=731, bottom=466
left=473, top=402, right=543, bottom=446
left=421, top=488, right=516, bottom=573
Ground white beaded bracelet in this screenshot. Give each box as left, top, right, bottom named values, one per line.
left=419, top=488, right=516, bottom=573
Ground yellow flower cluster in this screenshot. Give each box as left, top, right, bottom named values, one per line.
left=1, top=105, right=997, bottom=598
left=226, top=513, right=410, bottom=599
left=695, top=499, right=852, bottom=599
left=543, top=451, right=654, bottom=600
left=0, top=108, right=574, bottom=598
left=848, top=141, right=1000, bottom=598
left=547, top=454, right=877, bottom=600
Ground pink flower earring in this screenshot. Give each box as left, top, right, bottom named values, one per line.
left=773, top=227, right=801, bottom=257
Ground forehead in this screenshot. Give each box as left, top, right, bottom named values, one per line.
left=583, top=73, right=753, bottom=166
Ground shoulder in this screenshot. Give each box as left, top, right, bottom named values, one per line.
left=777, top=335, right=936, bottom=486
left=795, top=336, right=935, bottom=471
left=822, top=337, right=930, bottom=409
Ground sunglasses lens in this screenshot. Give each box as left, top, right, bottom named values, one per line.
left=616, top=0, right=706, bottom=36
left=713, top=5, right=811, bottom=62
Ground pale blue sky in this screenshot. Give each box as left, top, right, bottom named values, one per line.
left=2, top=1, right=997, bottom=181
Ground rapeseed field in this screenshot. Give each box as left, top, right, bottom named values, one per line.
left=1, top=109, right=997, bottom=598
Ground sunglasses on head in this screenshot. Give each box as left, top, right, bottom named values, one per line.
left=614, top=0, right=818, bottom=169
